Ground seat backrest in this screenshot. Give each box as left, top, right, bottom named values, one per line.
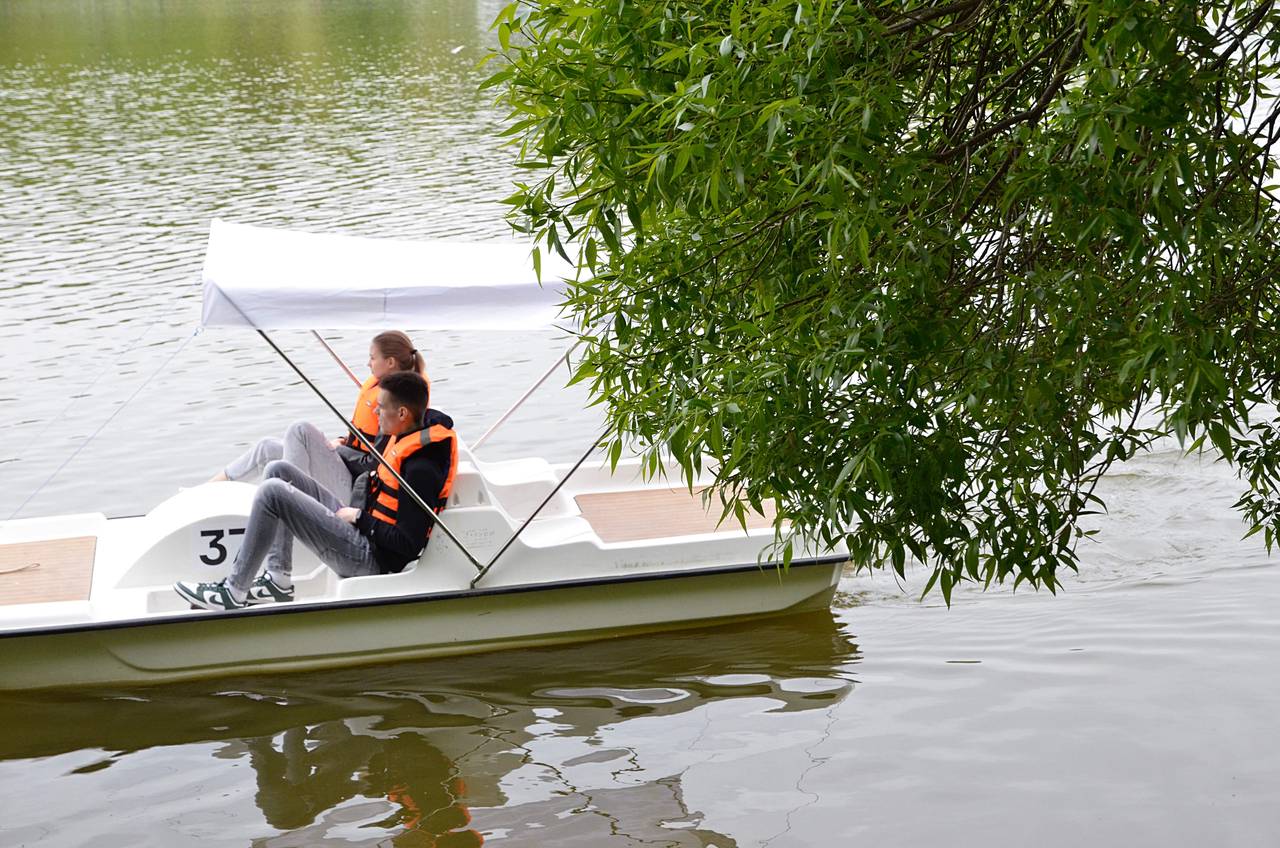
left=443, top=437, right=495, bottom=509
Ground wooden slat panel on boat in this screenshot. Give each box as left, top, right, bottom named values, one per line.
left=575, top=488, right=775, bottom=543
left=0, top=537, right=97, bottom=605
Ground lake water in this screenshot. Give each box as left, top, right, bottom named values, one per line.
left=1, top=2, right=1278, bottom=846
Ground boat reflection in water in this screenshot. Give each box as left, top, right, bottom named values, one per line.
left=0, top=609, right=858, bottom=845
left=243, top=725, right=482, bottom=846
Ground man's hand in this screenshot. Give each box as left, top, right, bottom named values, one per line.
left=336, top=507, right=361, bottom=524
left=329, top=437, right=345, bottom=449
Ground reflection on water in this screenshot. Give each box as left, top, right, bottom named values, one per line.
left=0, top=613, right=857, bottom=846
left=245, top=727, right=481, bottom=846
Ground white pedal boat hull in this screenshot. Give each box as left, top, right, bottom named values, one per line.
left=0, top=556, right=843, bottom=690
left=0, top=452, right=846, bottom=691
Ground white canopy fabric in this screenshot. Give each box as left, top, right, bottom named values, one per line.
left=200, top=219, right=578, bottom=331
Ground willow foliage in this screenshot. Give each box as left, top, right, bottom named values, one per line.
left=486, top=0, right=1280, bottom=599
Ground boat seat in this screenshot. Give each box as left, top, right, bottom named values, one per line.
left=472, top=455, right=555, bottom=484
left=459, top=456, right=580, bottom=521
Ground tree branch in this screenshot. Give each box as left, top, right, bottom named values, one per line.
left=885, top=0, right=987, bottom=36
left=935, top=28, right=1084, bottom=161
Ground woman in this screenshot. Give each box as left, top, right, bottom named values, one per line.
left=210, top=331, right=428, bottom=506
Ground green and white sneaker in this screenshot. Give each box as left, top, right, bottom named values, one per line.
left=244, top=573, right=295, bottom=605
left=174, top=578, right=247, bottom=611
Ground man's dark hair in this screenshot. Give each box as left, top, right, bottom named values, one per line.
left=380, top=370, right=429, bottom=425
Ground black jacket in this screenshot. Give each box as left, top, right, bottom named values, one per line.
left=349, top=410, right=456, bottom=574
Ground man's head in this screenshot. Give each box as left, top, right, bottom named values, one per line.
left=376, top=371, right=429, bottom=437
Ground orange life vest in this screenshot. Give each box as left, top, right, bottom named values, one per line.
left=343, top=376, right=381, bottom=452
left=385, top=784, right=422, bottom=830
left=343, top=371, right=434, bottom=453
left=368, top=424, right=458, bottom=530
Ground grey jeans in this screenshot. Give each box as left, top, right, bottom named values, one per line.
left=228, top=460, right=379, bottom=593
left=224, top=421, right=354, bottom=506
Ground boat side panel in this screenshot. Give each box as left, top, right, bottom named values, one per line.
left=0, top=561, right=842, bottom=691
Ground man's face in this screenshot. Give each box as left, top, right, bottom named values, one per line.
left=375, top=389, right=409, bottom=437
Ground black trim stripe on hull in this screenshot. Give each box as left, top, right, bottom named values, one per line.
left=0, top=555, right=849, bottom=640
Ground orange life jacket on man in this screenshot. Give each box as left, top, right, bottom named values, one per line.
left=367, top=423, right=458, bottom=530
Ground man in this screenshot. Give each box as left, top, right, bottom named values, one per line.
left=175, top=371, right=456, bottom=611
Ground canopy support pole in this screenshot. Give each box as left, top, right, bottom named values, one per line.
left=471, top=340, right=580, bottom=451
left=311, top=331, right=363, bottom=387
left=470, top=427, right=606, bottom=588
left=255, top=329, right=486, bottom=574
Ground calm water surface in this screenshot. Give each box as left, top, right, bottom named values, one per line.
left=1, top=2, right=1278, bottom=846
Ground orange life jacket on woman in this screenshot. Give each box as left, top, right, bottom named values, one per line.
left=367, top=423, right=458, bottom=530
left=343, top=376, right=382, bottom=452
left=343, top=372, right=433, bottom=453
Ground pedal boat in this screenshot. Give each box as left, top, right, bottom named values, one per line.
left=0, top=221, right=847, bottom=691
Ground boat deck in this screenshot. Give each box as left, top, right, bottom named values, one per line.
left=574, top=487, right=775, bottom=543
left=0, top=537, right=97, bottom=605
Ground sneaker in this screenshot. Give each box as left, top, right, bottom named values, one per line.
left=244, top=573, right=294, bottom=605
left=174, top=578, right=247, bottom=611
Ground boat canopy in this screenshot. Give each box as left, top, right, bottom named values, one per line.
left=200, top=219, right=577, bottom=330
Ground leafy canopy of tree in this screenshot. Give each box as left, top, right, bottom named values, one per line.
left=486, top=0, right=1280, bottom=599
